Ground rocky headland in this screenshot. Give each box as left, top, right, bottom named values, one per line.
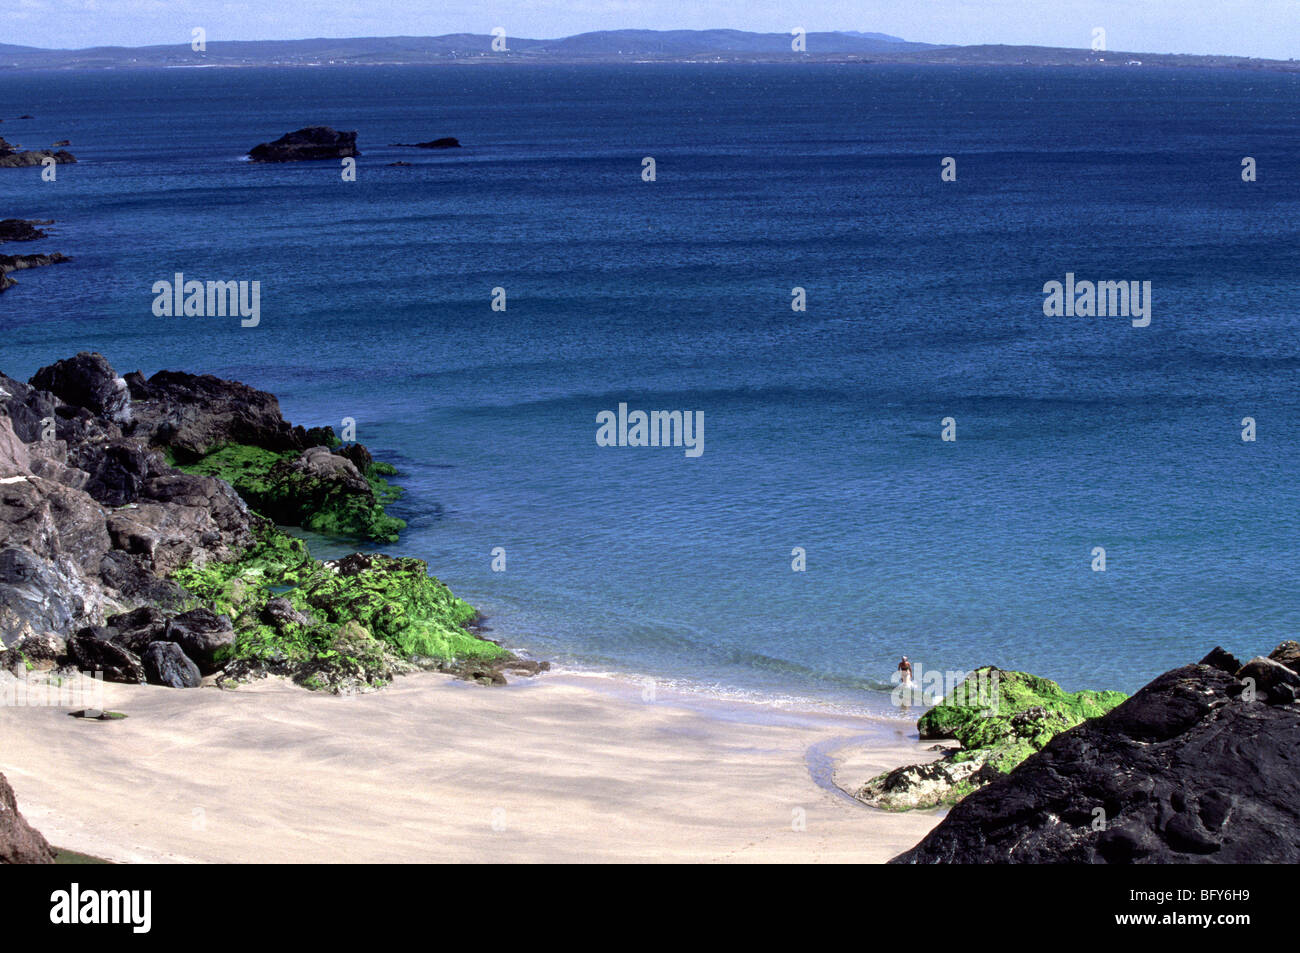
left=890, top=643, right=1300, bottom=862
left=248, top=126, right=359, bottom=162
left=0, top=351, right=544, bottom=697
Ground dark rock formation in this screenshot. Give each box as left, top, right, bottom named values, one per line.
left=0, top=218, right=53, bottom=243
left=30, top=352, right=132, bottom=423
left=0, top=771, right=54, bottom=864
left=891, top=644, right=1300, bottom=863
left=163, top=608, right=234, bottom=674
left=0, top=252, right=70, bottom=292
left=142, top=641, right=202, bottom=688
left=1, top=351, right=532, bottom=696
left=247, top=126, right=358, bottom=162
left=67, top=626, right=146, bottom=684
left=0, top=356, right=256, bottom=653
left=127, top=368, right=302, bottom=458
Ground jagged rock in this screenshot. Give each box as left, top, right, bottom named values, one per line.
left=1236, top=656, right=1300, bottom=705
left=1268, top=640, right=1300, bottom=674
left=891, top=651, right=1300, bottom=864
left=67, top=626, right=145, bottom=684
left=29, top=352, right=132, bottom=424
left=142, top=641, right=202, bottom=688
left=128, top=368, right=302, bottom=458
left=163, top=608, right=234, bottom=674
left=6, top=633, right=66, bottom=670
left=334, top=442, right=373, bottom=472
left=1199, top=645, right=1243, bottom=673
left=247, top=126, right=358, bottom=162
left=105, top=605, right=169, bottom=654
left=0, top=252, right=70, bottom=292
left=0, top=218, right=52, bottom=243
left=0, top=771, right=54, bottom=864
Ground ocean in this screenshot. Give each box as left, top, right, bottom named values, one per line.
left=2, top=63, right=1298, bottom=713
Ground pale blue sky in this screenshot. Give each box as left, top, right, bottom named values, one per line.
left=5, top=0, right=1298, bottom=59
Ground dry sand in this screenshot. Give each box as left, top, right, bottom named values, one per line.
left=0, top=669, right=944, bottom=863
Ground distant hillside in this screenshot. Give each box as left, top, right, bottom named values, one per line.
left=0, top=31, right=930, bottom=69
left=0, top=30, right=1294, bottom=72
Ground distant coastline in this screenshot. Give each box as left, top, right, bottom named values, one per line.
left=1, top=30, right=1296, bottom=73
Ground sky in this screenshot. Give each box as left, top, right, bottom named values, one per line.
left=3, top=0, right=1299, bottom=60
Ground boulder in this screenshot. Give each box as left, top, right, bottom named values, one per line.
left=67, top=627, right=145, bottom=684
left=1236, top=656, right=1300, bottom=705
left=1268, top=640, right=1300, bottom=675
left=29, top=352, right=132, bottom=424
left=163, top=608, right=234, bottom=673
left=858, top=753, right=996, bottom=811
left=142, top=641, right=202, bottom=688
left=105, top=605, right=169, bottom=654
left=334, top=442, right=373, bottom=472
left=0, top=771, right=54, bottom=864
left=248, top=126, right=358, bottom=162
left=891, top=650, right=1300, bottom=864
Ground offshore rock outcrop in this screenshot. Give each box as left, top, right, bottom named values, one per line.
left=392, top=137, right=461, bottom=149
left=1, top=352, right=537, bottom=695
left=890, top=644, right=1300, bottom=863
left=0, top=216, right=68, bottom=292
left=247, top=126, right=359, bottom=162
left=0, top=136, right=76, bottom=168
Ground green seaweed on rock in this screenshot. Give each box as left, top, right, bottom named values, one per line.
left=172, top=442, right=406, bottom=543
left=169, top=522, right=504, bottom=693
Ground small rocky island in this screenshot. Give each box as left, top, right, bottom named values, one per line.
left=391, top=137, right=461, bottom=149
left=0, top=136, right=76, bottom=168
left=0, top=218, right=69, bottom=292
left=0, top=352, right=544, bottom=695
left=247, top=126, right=359, bottom=162
left=889, top=644, right=1300, bottom=863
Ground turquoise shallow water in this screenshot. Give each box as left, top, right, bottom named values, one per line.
left=1, top=63, right=1298, bottom=711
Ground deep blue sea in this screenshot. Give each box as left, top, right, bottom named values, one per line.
left=2, top=63, right=1298, bottom=712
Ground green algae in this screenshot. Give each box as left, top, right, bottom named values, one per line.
left=170, top=522, right=504, bottom=692
left=173, top=442, right=406, bottom=543
left=292, top=554, right=498, bottom=661
left=918, top=667, right=1126, bottom=744
left=921, top=667, right=1126, bottom=782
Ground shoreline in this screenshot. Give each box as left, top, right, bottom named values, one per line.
left=0, top=667, right=945, bottom=864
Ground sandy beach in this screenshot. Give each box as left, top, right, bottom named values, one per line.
left=0, top=670, right=943, bottom=863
